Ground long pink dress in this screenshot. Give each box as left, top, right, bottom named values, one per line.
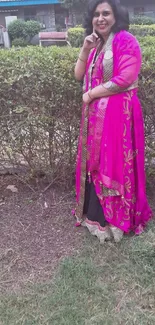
left=75, top=30, right=152, bottom=234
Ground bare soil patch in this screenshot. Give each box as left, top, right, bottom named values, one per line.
left=0, top=175, right=84, bottom=293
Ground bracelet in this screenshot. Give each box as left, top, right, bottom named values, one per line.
left=78, top=56, right=87, bottom=63
left=88, top=89, right=93, bottom=100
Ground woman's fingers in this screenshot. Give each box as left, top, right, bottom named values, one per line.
left=86, top=35, right=94, bottom=43
left=86, top=34, right=99, bottom=44
left=83, top=32, right=100, bottom=50
left=96, top=38, right=101, bottom=47
left=92, top=30, right=99, bottom=39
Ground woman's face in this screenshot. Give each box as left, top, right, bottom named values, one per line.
left=92, top=2, right=116, bottom=39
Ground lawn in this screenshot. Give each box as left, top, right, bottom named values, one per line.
left=1, top=221, right=155, bottom=325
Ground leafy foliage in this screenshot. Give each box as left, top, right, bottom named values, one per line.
left=24, top=20, right=41, bottom=39
left=12, top=37, right=29, bottom=47
left=0, top=34, right=155, bottom=184
left=68, top=27, right=84, bottom=47
left=8, top=19, right=25, bottom=40
left=68, top=24, right=155, bottom=48
left=8, top=19, right=41, bottom=46
left=0, top=46, right=81, bottom=185
left=130, top=15, right=155, bottom=25
left=130, top=24, right=155, bottom=37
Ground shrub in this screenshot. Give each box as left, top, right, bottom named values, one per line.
left=68, top=27, right=84, bottom=47
left=137, top=35, right=155, bottom=47
left=130, top=15, right=155, bottom=25
left=68, top=25, right=155, bottom=47
left=8, top=19, right=25, bottom=40
left=12, top=37, right=29, bottom=47
left=24, top=20, right=41, bottom=39
left=0, top=46, right=81, bottom=185
left=0, top=38, right=154, bottom=185
left=8, top=19, right=41, bottom=46
left=130, top=24, right=155, bottom=37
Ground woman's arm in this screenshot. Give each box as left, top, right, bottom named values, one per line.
left=74, top=47, right=90, bottom=81
left=83, top=84, right=114, bottom=104
left=74, top=32, right=100, bottom=81
left=83, top=33, right=142, bottom=104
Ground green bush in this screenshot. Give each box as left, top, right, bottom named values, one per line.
left=12, top=37, right=29, bottom=47
left=130, top=15, right=155, bottom=25
left=0, top=37, right=154, bottom=184
left=68, top=25, right=155, bottom=47
left=24, top=20, right=41, bottom=39
left=68, top=27, right=84, bottom=47
left=137, top=35, right=155, bottom=47
left=8, top=19, right=41, bottom=46
left=8, top=19, right=25, bottom=40
left=0, top=46, right=81, bottom=185
left=130, top=24, right=155, bottom=36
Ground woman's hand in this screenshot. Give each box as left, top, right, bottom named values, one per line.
left=83, top=32, right=100, bottom=51
left=75, top=32, right=100, bottom=82
left=83, top=91, right=93, bottom=105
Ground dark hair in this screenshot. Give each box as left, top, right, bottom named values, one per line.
left=84, top=0, right=130, bottom=35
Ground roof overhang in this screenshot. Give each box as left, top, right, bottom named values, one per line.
left=0, top=0, right=59, bottom=7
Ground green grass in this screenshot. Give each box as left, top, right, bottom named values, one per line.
left=1, top=223, right=155, bottom=325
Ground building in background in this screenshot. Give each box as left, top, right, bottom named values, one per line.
left=0, top=0, right=71, bottom=30
left=0, top=0, right=155, bottom=31
left=120, top=0, right=155, bottom=17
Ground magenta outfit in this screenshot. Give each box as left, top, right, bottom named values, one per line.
left=75, top=31, right=152, bottom=235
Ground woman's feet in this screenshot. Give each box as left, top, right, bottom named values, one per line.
left=82, top=219, right=112, bottom=243
left=82, top=219, right=124, bottom=243
left=96, top=226, right=112, bottom=244
left=82, top=220, right=98, bottom=235
left=109, top=225, right=124, bottom=243
left=96, top=225, right=124, bottom=244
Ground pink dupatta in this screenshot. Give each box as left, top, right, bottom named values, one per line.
left=76, top=31, right=152, bottom=233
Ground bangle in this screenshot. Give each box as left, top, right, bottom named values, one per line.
left=78, top=56, right=87, bottom=63
left=88, top=89, right=93, bottom=100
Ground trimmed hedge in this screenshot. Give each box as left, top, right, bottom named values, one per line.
left=130, top=15, right=155, bottom=25
left=68, top=25, right=155, bottom=47
left=130, top=24, right=155, bottom=37
left=68, top=27, right=84, bottom=47
left=12, top=37, right=29, bottom=47
left=0, top=37, right=155, bottom=184
left=0, top=46, right=81, bottom=185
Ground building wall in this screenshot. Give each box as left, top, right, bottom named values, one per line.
left=0, top=4, right=57, bottom=29
left=35, top=5, right=56, bottom=30
left=0, top=9, right=19, bottom=27
left=0, top=1, right=69, bottom=30
left=127, top=4, right=155, bottom=16
left=0, top=12, right=8, bottom=26
left=120, top=0, right=155, bottom=16
left=0, top=7, right=26, bottom=27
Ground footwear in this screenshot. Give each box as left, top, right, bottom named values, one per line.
left=82, top=219, right=98, bottom=235
left=110, top=226, right=124, bottom=243
left=84, top=222, right=98, bottom=236
left=96, top=226, right=112, bottom=244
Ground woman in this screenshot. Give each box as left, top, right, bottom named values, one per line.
left=74, top=0, right=152, bottom=243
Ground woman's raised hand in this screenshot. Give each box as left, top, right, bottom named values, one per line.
left=83, top=32, right=100, bottom=51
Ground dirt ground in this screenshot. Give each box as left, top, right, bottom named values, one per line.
left=0, top=174, right=154, bottom=295
left=0, top=175, right=84, bottom=293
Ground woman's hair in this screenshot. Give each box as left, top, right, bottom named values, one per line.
left=84, top=0, right=130, bottom=35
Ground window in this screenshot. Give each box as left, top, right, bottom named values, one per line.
left=24, top=7, right=36, bottom=21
